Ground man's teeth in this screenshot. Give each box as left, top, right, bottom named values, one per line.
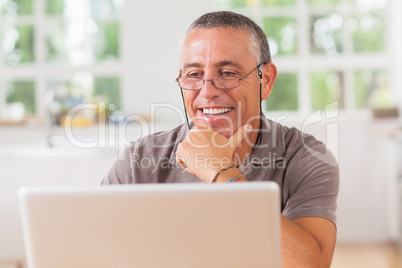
left=203, top=108, right=232, bottom=115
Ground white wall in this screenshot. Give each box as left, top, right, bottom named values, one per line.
left=336, top=119, right=398, bottom=243
left=277, top=116, right=399, bottom=243
left=121, top=0, right=215, bottom=123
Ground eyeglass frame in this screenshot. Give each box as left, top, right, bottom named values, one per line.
left=175, top=64, right=263, bottom=90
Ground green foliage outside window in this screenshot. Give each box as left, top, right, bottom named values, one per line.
left=310, top=15, right=343, bottom=55
left=229, top=0, right=250, bottom=8
left=46, top=0, right=64, bottom=15
left=6, top=81, right=36, bottom=113
left=311, top=71, right=343, bottom=110
left=263, top=17, right=297, bottom=56
left=14, top=25, right=34, bottom=63
left=93, top=77, right=121, bottom=110
left=46, top=22, right=62, bottom=62
left=4, top=25, right=35, bottom=65
left=96, top=20, right=119, bottom=60
left=265, top=73, right=298, bottom=111
left=45, top=21, right=68, bottom=62
left=308, top=0, right=342, bottom=6
left=354, top=70, right=388, bottom=109
left=352, top=13, right=386, bottom=52
left=1, top=0, right=33, bottom=15
left=262, top=0, right=295, bottom=6
left=46, top=19, right=119, bottom=63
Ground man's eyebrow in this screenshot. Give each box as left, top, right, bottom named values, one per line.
left=214, top=61, right=243, bottom=69
left=183, top=63, right=203, bottom=69
left=182, top=61, right=244, bottom=70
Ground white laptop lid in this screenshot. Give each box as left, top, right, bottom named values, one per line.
left=19, top=182, right=281, bottom=268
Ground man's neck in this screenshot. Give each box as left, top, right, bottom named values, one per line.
left=233, top=129, right=259, bottom=166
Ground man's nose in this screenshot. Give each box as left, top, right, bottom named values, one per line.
left=199, top=78, right=223, bottom=99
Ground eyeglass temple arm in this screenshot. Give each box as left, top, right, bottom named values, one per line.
left=179, top=87, right=191, bottom=129
left=175, top=70, right=182, bottom=82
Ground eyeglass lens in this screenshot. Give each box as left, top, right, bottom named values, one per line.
left=179, top=76, right=239, bottom=90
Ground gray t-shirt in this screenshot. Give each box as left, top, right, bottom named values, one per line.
left=102, top=116, right=339, bottom=225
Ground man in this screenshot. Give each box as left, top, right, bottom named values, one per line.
left=103, top=11, right=339, bottom=267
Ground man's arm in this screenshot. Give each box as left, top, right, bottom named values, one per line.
left=282, top=216, right=336, bottom=268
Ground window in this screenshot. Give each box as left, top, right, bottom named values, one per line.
left=6, top=80, right=36, bottom=113
left=0, top=0, right=123, bottom=122
left=215, top=0, right=393, bottom=116
left=266, top=73, right=298, bottom=111
left=354, top=70, right=389, bottom=109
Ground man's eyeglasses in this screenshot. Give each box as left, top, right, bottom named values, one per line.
left=176, top=65, right=261, bottom=90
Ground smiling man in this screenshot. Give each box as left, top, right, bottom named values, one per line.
left=103, top=11, right=339, bottom=267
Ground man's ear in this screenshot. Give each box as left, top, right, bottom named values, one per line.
left=260, top=63, right=277, bottom=100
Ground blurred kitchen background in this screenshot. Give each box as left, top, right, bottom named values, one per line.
left=0, top=0, right=402, bottom=267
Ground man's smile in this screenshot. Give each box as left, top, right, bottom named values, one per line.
left=201, top=107, right=234, bottom=117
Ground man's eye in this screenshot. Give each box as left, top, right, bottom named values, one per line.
left=188, top=73, right=202, bottom=78
left=221, top=71, right=238, bottom=77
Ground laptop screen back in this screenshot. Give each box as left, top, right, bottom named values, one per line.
left=19, top=182, right=281, bottom=268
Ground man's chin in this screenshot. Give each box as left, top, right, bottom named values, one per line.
left=191, top=117, right=237, bottom=137
left=212, top=126, right=237, bottom=138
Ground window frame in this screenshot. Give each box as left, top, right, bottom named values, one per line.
left=0, top=0, right=123, bottom=118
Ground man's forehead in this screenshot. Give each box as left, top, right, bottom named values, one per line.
left=180, top=28, right=253, bottom=70
left=182, top=27, right=249, bottom=49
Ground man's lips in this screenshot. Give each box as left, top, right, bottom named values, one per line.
left=200, top=107, right=234, bottom=117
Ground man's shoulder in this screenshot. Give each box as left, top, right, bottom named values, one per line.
left=283, top=125, right=320, bottom=146
left=266, top=119, right=329, bottom=158
left=270, top=121, right=322, bottom=147
left=274, top=121, right=337, bottom=168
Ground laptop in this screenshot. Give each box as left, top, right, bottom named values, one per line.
left=19, top=182, right=281, bottom=268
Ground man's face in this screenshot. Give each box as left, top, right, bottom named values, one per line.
left=180, top=27, right=264, bottom=138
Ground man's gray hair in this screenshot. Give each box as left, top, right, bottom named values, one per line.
left=186, top=11, right=271, bottom=65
